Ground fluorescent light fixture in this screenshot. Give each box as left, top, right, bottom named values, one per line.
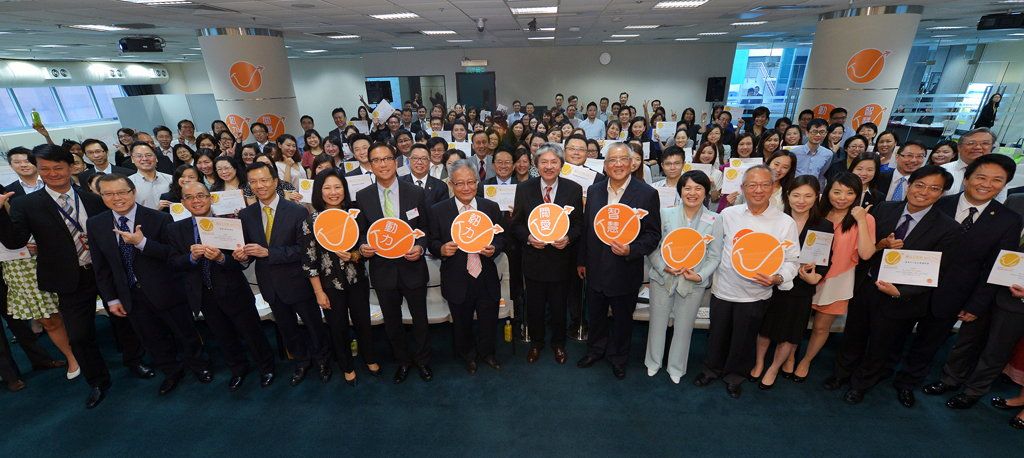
left=38, top=44, right=69, bottom=48
left=603, top=40, right=626, bottom=43
left=1011, top=33, right=1024, bottom=36
left=119, top=0, right=193, bottom=5
left=698, top=32, right=727, bottom=36
left=189, top=47, right=201, bottom=50
left=371, top=12, right=419, bottom=20
left=303, top=49, right=327, bottom=53
left=731, top=21, right=767, bottom=26
left=926, top=26, right=967, bottom=30
left=625, top=25, right=660, bottom=29
left=447, top=39, right=473, bottom=43
left=931, top=35, right=956, bottom=38
left=527, top=36, right=555, bottom=40
left=654, top=1, right=708, bottom=8
left=675, top=38, right=699, bottom=41
left=798, top=42, right=813, bottom=45
left=68, top=24, right=129, bottom=32
left=522, top=27, right=556, bottom=31
left=392, top=46, right=415, bottom=50
left=611, top=34, right=639, bottom=38
left=6, top=48, right=29, bottom=51
left=328, top=34, right=359, bottom=39
left=510, top=6, right=558, bottom=14
left=421, top=30, right=456, bottom=35
left=180, top=53, right=199, bottom=56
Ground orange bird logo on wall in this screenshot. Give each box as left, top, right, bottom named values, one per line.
left=229, top=61, right=264, bottom=93
left=846, top=49, right=891, bottom=84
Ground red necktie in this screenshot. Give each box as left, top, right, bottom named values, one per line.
left=544, top=186, right=552, bottom=203
left=479, top=161, right=486, bottom=180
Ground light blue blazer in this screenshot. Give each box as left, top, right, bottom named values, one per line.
left=647, top=205, right=724, bottom=297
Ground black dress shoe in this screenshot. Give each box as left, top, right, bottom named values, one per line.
left=946, top=392, right=980, bottom=409
left=417, top=364, right=433, bottom=382
left=897, top=388, right=916, bottom=408
left=726, top=383, right=742, bottom=399
left=482, top=356, right=501, bottom=371
left=844, top=389, right=865, bottom=405
left=465, top=360, right=478, bottom=375
left=128, top=363, right=156, bottom=379
left=228, top=375, right=245, bottom=392
left=259, top=372, right=275, bottom=388
left=922, top=381, right=961, bottom=395
left=823, top=375, right=848, bottom=391
left=393, top=365, right=410, bottom=384
left=576, top=355, right=600, bottom=368
left=85, top=385, right=108, bottom=409
left=319, top=363, right=332, bottom=383
left=1011, top=416, right=1024, bottom=430
left=194, top=370, right=213, bottom=384
left=992, top=396, right=1024, bottom=410
left=289, top=366, right=308, bottom=386
left=612, top=365, right=626, bottom=380
left=693, top=373, right=715, bottom=387
left=158, top=373, right=183, bottom=396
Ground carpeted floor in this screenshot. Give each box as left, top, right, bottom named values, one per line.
left=1, top=318, right=1021, bottom=456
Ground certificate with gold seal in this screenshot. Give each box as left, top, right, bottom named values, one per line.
left=877, top=249, right=941, bottom=287
left=987, top=250, right=1024, bottom=287
left=210, top=189, right=245, bottom=216
left=195, top=217, right=245, bottom=250
left=483, top=185, right=515, bottom=212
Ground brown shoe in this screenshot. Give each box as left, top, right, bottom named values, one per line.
left=7, top=379, right=26, bottom=392
left=554, top=347, right=567, bottom=364
left=527, top=348, right=541, bottom=363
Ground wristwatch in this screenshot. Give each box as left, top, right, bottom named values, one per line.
left=772, top=274, right=783, bottom=285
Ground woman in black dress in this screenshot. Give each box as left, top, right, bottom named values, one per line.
left=974, top=93, right=1001, bottom=129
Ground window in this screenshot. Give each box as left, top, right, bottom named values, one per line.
left=92, top=85, right=124, bottom=119
left=12, top=87, right=64, bottom=125
left=0, top=84, right=124, bottom=132
left=0, top=90, right=23, bottom=130
left=55, top=86, right=98, bottom=121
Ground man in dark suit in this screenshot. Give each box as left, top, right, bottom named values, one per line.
left=327, top=107, right=348, bottom=143
left=78, top=139, right=134, bottom=186
left=4, top=147, right=44, bottom=198
left=0, top=322, right=26, bottom=391
left=88, top=174, right=212, bottom=396
left=344, top=133, right=375, bottom=178
left=575, top=143, right=661, bottom=379
left=399, top=108, right=423, bottom=135
left=0, top=145, right=149, bottom=409
left=399, top=144, right=448, bottom=209
left=562, top=135, right=604, bottom=336
left=356, top=142, right=432, bottom=384
left=875, top=142, right=927, bottom=202
left=374, top=115, right=403, bottom=145
left=428, top=160, right=505, bottom=374
left=236, top=162, right=331, bottom=386
left=510, top=142, right=584, bottom=365
left=168, top=181, right=276, bottom=391
left=838, top=165, right=961, bottom=405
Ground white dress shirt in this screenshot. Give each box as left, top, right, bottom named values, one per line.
left=710, top=204, right=800, bottom=302
left=429, top=163, right=445, bottom=179
left=129, top=171, right=172, bottom=210
left=17, top=177, right=44, bottom=195
left=540, top=177, right=558, bottom=202
left=45, top=185, right=89, bottom=241
left=954, top=193, right=990, bottom=225
left=607, top=176, right=631, bottom=205
left=260, top=194, right=281, bottom=234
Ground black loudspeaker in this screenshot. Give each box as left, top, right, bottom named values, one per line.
left=706, top=77, right=726, bottom=102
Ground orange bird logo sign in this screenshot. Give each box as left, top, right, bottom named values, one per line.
left=852, top=104, right=886, bottom=130
left=813, top=103, right=836, bottom=120
left=661, top=227, right=714, bottom=270
left=225, top=114, right=250, bottom=142
left=846, top=49, right=891, bottom=84
left=594, top=203, right=648, bottom=246
left=367, top=217, right=424, bottom=259
left=256, top=113, right=286, bottom=139
left=730, top=230, right=794, bottom=279
left=229, top=61, right=264, bottom=93
left=451, top=210, right=503, bottom=253
left=528, top=203, right=573, bottom=244
left=313, top=209, right=360, bottom=253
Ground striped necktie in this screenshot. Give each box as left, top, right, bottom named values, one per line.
left=60, top=193, right=90, bottom=266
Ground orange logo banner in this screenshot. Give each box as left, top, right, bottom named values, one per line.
left=730, top=231, right=794, bottom=279
left=451, top=209, right=503, bottom=253
left=661, top=227, right=714, bottom=270
left=225, top=114, right=250, bottom=142
left=846, top=49, right=890, bottom=84
left=851, top=103, right=885, bottom=130
left=229, top=61, right=264, bottom=93
left=527, top=203, right=573, bottom=244
left=594, top=203, right=648, bottom=246
left=313, top=208, right=360, bottom=253
left=367, top=217, right=424, bottom=259
left=813, top=103, right=836, bottom=120
left=256, top=113, right=286, bottom=140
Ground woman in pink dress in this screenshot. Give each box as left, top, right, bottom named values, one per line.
left=792, top=173, right=876, bottom=381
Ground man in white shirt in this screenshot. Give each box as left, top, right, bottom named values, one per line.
left=127, top=143, right=172, bottom=210
left=694, top=165, right=799, bottom=399
left=578, top=102, right=606, bottom=140
left=4, top=147, right=43, bottom=196
left=507, top=100, right=524, bottom=124
left=250, top=122, right=271, bottom=153
left=942, top=128, right=1006, bottom=202
left=173, top=119, right=196, bottom=150
left=882, top=141, right=926, bottom=201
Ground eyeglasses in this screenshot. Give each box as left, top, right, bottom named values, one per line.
left=100, top=190, right=134, bottom=198
left=744, top=183, right=772, bottom=190
left=910, top=182, right=944, bottom=193
left=494, top=160, right=513, bottom=166
left=808, top=130, right=827, bottom=136
left=131, top=153, right=156, bottom=159
left=409, top=157, right=429, bottom=163
left=369, top=157, right=395, bottom=164
left=898, top=153, right=926, bottom=160
left=661, top=160, right=684, bottom=167
left=451, top=180, right=479, bottom=188
left=606, top=157, right=631, bottom=165
left=182, top=193, right=210, bottom=201
left=962, top=140, right=993, bottom=148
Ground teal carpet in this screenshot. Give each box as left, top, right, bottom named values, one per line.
left=1, top=319, right=1021, bottom=456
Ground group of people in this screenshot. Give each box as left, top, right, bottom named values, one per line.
left=2, top=93, right=1024, bottom=433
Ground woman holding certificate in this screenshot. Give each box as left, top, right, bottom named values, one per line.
left=752, top=176, right=832, bottom=388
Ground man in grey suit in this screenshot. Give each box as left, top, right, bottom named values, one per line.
left=468, top=131, right=495, bottom=182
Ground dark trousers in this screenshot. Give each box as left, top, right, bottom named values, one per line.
left=703, top=296, right=768, bottom=385
left=267, top=297, right=330, bottom=368
left=200, top=288, right=274, bottom=377
left=128, top=287, right=209, bottom=377
left=849, top=301, right=917, bottom=391
left=525, top=278, right=567, bottom=350
left=0, top=324, right=18, bottom=382
left=963, top=307, right=1024, bottom=396
left=324, top=280, right=375, bottom=373
left=833, top=282, right=874, bottom=380
left=376, top=286, right=430, bottom=366
left=2, top=308, right=53, bottom=369
left=585, top=288, right=637, bottom=367
left=894, top=313, right=962, bottom=390
left=939, top=313, right=993, bottom=387
left=449, top=278, right=500, bottom=362
left=57, top=267, right=110, bottom=388
left=106, top=312, right=145, bottom=367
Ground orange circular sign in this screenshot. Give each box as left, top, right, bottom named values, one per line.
left=730, top=231, right=794, bottom=280
left=661, top=227, right=714, bottom=270
left=846, top=49, right=890, bottom=84
left=594, top=203, right=649, bottom=246
left=256, top=113, right=286, bottom=140
left=527, top=203, right=574, bottom=244
left=229, top=61, right=264, bottom=93
left=851, top=103, right=885, bottom=130
left=812, top=103, right=835, bottom=120
left=451, top=209, right=503, bottom=253
left=225, top=114, right=249, bottom=142
left=313, top=208, right=360, bottom=253
left=367, top=217, right=424, bottom=259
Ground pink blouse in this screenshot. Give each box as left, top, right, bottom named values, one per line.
left=822, top=213, right=876, bottom=280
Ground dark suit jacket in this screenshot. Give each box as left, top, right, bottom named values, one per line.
left=355, top=179, right=429, bottom=290
left=4, top=180, right=36, bottom=199
left=167, top=217, right=255, bottom=314
left=509, top=177, right=584, bottom=282
left=930, top=194, right=1022, bottom=317
left=875, top=170, right=895, bottom=200
left=577, top=178, right=661, bottom=296
left=400, top=174, right=448, bottom=210
left=860, top=189, right=882, bottom=208
left=428, top=197, right=505, bottom=304
left=87, top=205, right=182, bottom=312
left=238, top=198, right=313, bottom=304
left=0, top=186, right=105, bottom=294
left=77, top=165, right=135, bottom=186
left=345, top=167, right=374, bottom=178
left=865, top=201, right=960, bottom=320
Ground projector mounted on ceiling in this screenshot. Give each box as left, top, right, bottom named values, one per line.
left=118, top=36, right=165, bottom=53
left=977, top=12, right=1024, bottom=30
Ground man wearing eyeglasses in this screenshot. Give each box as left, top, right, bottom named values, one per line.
left=942, top=128, right=1007, bottom=202
left=127, top=142, right=172, bottom=211
left=399, top=144, right=448, bottom=209
left=791, top=118, right=834, bottom=188
left=878, top=141, right=927, bottom=201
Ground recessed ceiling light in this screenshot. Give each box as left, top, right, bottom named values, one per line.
left=798, top=42, right=813, bottom=45
left=421, top=30, right=456, bottom=35
left=1009, top=33, right=1024, bottom=36
left=625, top=25, right=660, bottom=29
left=511, top=6, right=558, bottom=14
left=931, top=35, right=956, bottom=38
left=927, top=26, right=967, bottom=30
left=371, top=12, right=419, bottom=20
left=392, top=46, right=415, bottom=50
left=6, top=48, right=29, bottom=51
left=611, top=34, right=639, bottom=38
left=997, top=0, right=1024, bottom=3
left=447, top=39, right=473, bottom=43
left=603, top=40, right=626, bottom=43
left=675, top=38, right=699, bottom=41
left=731, top=21, right=767, bottom=26
left=189, top=47, right=201, bottom=50
left=698, top=32, right=727, bottom=36
left=68, top=24, right=129, bottom=32
left=38, top=44, right=68, bottom=48
left=303, top=49, right=327, bottom=53
left=527, top=36, right=555, bottom=40
left=119, top=0, right=193, bottom=5
left=328, top=34, right=359, bottom=39
left=654, top=1, right=708, bottom=8
left=522, top=27, right=556, bottom=32
left=180, top=53, right=199, bottom=56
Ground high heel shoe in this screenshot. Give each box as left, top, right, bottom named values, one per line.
left=367, top=364, right=382, bottom=377
left=747, top=369, right=763, bottom=383
left=66, top=367, right=81, bottom=381
left=780, top=369, right=795, bottom=380
left=344, top=372, right=357, bottom=387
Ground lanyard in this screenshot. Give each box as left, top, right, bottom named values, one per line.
left=54, top=189, right=84, bottom=233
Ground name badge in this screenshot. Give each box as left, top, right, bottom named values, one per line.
left=700, top=213, right=717, bottom=226
left=406, top=208, right=419, bottom=220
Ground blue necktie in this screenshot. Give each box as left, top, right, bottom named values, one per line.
left=891, top=177, right=906, bottom=202
left=893, top=214, right=913, bottom=241
left=117, top=216, right=137, bottom=288
left=193, top=220, right=213, bottom=290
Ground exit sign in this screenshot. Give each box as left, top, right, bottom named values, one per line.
left=465, top=66, right=486, bottom=73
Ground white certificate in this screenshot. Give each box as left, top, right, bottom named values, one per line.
left=396, top=165, right=411, bottom=177
left=348, top=120, right=370, bottom=134
left=655, top=121, right=676, bottom=141
left=877, top=249, right=942, bottom=287
left=799, top=230, right=834, bottom=266
left=432, top=130, right=452, bottom=142
left=480, top=110, right=491, bottom=121
left=195, top=217, right=245, bottom=251
left=0, top=245, right=30, bottom=262
left=720, top=167, right=742, bottom=195
left=483, top=185, right=516, bottom=212
left=210, top=189, right=245, bottom=216
left=728, top=158, right=762, bottom=169
left=169, top=202, right=191, bottom=222
left=560, top=162, right=598, bottom=190
left=642, top=142, right=651, bottom=160
left=298, top=179, right=314, bottom=203
left=682, top=163, right=713, bottom=176
left=346, top=174, right=374, bottom=201
left=450, top=141, right=471, bottom=153
left=987, top=250, right=1024, bottom=287
left=371, top=99, right=395, bottom=122
left=656, top=187, right=679, bottom=208
left=342, top=161, right=360, bottom=173
left=585, top=158, right=605, bottom=173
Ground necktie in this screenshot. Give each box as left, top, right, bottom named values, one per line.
left=463, top=204, right=482, bottom=278
left=194, top=220, right=213, bottom=290
left=891, top=177, right=906, bottom=201
left=60, top=194, right=89, bottom=266
left=960, top=207, right=978, bottom=232
left=383, top=188, right=395, bottom=217
left=893, top=214, right=913, bottom=241
left=479, top=160, right=486, bottom=181
left=263, top=206, right=274, bottom=242
left=416, top=179, right=423, bottom=188
left=117, top=216, right=137, bottom=288
left=544, top=185, right=552, bottom=204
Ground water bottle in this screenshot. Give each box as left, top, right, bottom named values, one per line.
left=504, top=320, right=512, bottom=343
left=350, top=339, right=358, bottom=357
left=31, top=108, right=41, bottom=128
